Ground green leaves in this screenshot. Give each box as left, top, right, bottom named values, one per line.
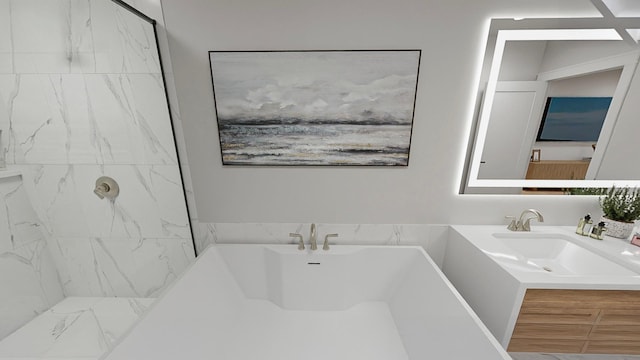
left=599, top=187, right=640, bottom=223
left=567, top=188, right=607, bottom=195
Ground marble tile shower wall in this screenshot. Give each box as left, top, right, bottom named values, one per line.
left=0, top=174, right=64, bottom=339
left=0, top=0, right=194, bottom=297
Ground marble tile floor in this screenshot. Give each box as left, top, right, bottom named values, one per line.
left=510, top=353, right=640, bottom=360
left=0, top=297, right=155, bottom=359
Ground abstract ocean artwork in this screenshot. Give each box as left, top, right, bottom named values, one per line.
left=209, top=50, right=421, bottom=166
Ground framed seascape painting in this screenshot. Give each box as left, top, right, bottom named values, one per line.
left=209, top=50, right=421, bottom=166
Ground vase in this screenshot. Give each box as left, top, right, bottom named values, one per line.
left=600, top=217, right=635, bottom=239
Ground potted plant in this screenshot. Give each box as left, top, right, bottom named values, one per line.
left=599, top=186, right=640, bottom=239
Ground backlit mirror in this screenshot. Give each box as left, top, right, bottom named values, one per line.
left=463, top=16, right=640, bottom=194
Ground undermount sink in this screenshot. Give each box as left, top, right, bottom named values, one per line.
left=489, top=233, right=637, bottom=276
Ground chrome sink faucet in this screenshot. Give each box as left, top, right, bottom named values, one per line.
left=507, top=209, right=544, bottom=231
left=310, top=223, right=317, bottom=250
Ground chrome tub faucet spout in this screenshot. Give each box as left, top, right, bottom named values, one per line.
left=310, top=223, right=317, bottom=250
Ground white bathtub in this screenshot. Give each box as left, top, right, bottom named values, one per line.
left=102, top=244, right=510, bottom=360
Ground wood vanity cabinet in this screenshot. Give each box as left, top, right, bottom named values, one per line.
left=525, top=160, right=590, bottom=180
left=508, top=289, right=640, bottom=354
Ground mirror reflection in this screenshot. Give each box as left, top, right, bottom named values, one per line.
left=464, top=17, right=640, bottom=194
left=480, top=38, right=632, bottom=181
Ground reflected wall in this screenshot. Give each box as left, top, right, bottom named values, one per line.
left=463, top=18, right=640, bottom=194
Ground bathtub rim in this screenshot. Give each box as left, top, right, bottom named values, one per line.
left=100, top=243, right=511, bottom=360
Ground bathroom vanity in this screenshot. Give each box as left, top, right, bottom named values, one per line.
left=510, top=288, right=640, bottom=354
left=443, top=225, right=640, bottom=354
left=525, top=160, right=590, bottom=180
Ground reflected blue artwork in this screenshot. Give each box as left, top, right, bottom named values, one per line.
left=537, top=97, right=613, bottom=142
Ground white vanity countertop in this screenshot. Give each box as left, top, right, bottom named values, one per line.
left=451, top=225, right=640, bottom=290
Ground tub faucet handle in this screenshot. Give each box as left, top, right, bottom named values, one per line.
left=323, top=234, right=338, bottom=251
left=310, top=223, right=317, bottom=251
left=290, top=233, right=304, bottom=250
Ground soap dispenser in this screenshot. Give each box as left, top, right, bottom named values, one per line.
left=576, top=213, right=592, bottom=236
left=589, top=221, right=606, bottom=240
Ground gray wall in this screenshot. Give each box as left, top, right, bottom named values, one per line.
left=597, top=62, right=640, bottom=180
left=161, top=0, right=605, bottom=226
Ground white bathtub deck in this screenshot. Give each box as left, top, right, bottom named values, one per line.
left=103, top=245, right=511, bottom=360
left=221, top=299, right=408, bottom=360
